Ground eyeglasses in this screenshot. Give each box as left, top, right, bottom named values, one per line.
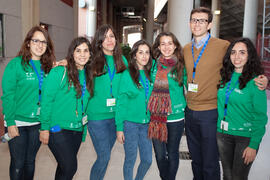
left=31, top=39, right=47, bottom=46
left=190, top=18, right=208, bottom=24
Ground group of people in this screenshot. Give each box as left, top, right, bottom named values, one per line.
left=1, top=6, right=268, bottom=180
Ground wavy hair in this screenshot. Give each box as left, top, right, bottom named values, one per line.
left=17, top=26, right=55, bottom=74
left=129, top=40, right=152, bottom=88
left=152, top=32, right=185, bottom=85
left=218, top=38, right=264, bottom=89
left=91, top=24, right=126, bottom=76
left=66, top=37, right=93, bottom=97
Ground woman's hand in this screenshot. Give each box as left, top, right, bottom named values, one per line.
left=8, top=125, right=19, bottom=138
left=39, top=130, right=50, bottom=145
left=254, top=75, right=268, bottom=90
left=242, top=147, right=257, bottom=165
left=117, top=131, right=125, bottom=144
left=53, top=59, right=67, bottom=67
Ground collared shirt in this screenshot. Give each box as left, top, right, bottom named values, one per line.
left=192, top=32, right=210, bottom=49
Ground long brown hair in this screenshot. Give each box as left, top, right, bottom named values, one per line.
left=91, top=24, right=126, bottom=76
left=152, top=32, right=185, bottom=85
left=66, top=37, right=93, bottom=97
left=129, top=40, right=152, bottom=88
left=17, top=26, right=55, bottom=74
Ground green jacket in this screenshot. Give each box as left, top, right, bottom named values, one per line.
left=217, top=72, right=268, bottom=149
left=115, top=69, right=153, bottom=131
left=1, top=56, right=44, bottom=126
left=39, top=66, right=90, bottom=132
left=86, top=55, right=127, bottom=120
left=151, top=60, right=187, bottom=121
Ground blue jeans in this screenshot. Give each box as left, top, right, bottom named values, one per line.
left=185, top=107, right=220, bottom=180
left=48, top=129, right=82, bottom=180
left=217, top=132, right=253, bottom=180
left=7, top=124, right=41, bottom=180
left=123, top=121, right=152, bottom=180
left=152, top=120, right=184, bottom=180
left=88, top=118, right=116, bottom=180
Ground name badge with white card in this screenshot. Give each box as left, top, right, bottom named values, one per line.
left=107, top=98, right=116, bottom=107
left=221, top=120, right=228, bottom=131
left=82, top=115, right=88, bottom=125
left=36, top=107, right=41, bottom=116
left=188, top=83, right=198, bottom=93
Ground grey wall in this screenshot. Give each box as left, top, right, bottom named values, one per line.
left=40, top=0, right=74, bottom=60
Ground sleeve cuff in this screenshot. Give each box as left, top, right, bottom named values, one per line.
left=248, top=141, right=259, bottom=150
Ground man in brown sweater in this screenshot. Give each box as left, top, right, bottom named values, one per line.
left=183, top=7, right=268, bottom=180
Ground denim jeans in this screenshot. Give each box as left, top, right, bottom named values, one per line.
left=217, top=132, right=254, bottom=180
left=185, top=107, right=220, bottom=180
left=48, top=129, right=82, bottom=180
left=88, top=118, right=116, bottom=180
left=152, top=120, right=184, bottom=180
left=123, top=121, right=152, bottom=180
left=7, top=124, right=41, bottom=180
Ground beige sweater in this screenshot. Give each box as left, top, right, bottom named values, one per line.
left=183, top=37, right=230, bottom=111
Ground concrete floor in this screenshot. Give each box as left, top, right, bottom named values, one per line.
left=0, top=91, right=269, bottom=180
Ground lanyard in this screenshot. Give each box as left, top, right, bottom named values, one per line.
left=76, top=72, right=86, bottom=116
left=191, top=34, right=211, bottom=81
left=139, top=74, right=149, bottom=114
left=107, top=64, right=116, bottom=97
left=29, top=60, right=43, bottom=105
left=139, top=74, right=149, bottom=99
left=223, top=77, right=239, bottom=119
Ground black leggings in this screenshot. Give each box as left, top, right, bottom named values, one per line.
left=48, top=129, right=82, bottom=180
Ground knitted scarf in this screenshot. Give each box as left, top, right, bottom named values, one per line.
left=147, top=55, right=177, bottom=142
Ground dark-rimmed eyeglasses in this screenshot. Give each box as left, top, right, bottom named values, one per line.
left=190, top=18, right=208, bottom=24
left=31, top=39, right=47, bottom=46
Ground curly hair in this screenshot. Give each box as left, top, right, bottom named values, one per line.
left=152, top=32, right=185, bottom=86
left=66, top=37, right=93, bottom=97
left=91, top=24, right=126, bottom=76
left=128, top=40, right=152, bottom=88
left=218, top=38, right=264, bottom=89
left=17, top=26, right=55, bottom=74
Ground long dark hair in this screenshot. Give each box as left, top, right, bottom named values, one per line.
left=129, top=40, right=152, bottom=88
left=17, top=26, right=55, bottom=74
left=91, top=24, right=126, bottom=76
left=66, top=37, right=93, bottom=97
left=152, top=32, right=185, bottom=85
left=218, top=38, right=264, bottom=89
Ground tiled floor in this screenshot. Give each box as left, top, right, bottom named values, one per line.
left=0, top=91, right=269, bottom=180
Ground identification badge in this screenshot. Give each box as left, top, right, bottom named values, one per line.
left=221, top=120, right=228, bottom=131
left=188, top=83, right=198, bottom=92
left=36, top=107, right=41, bottom=116
left=82, top=115, right=88, bottom=125
left=107, top=98, right=116, bottom=107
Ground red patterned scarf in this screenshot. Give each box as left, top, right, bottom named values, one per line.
left=147, top=55, right=177, bottom=142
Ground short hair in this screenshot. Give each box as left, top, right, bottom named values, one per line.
left=190, top=7, right=213, bottom=23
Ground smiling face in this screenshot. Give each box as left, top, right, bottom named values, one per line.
left=73, top=43, right=90, bottom=70
left=102, top=29, right=116, bottom=55
left=158, top=35, right=176, bottom=59
left=29, top=31, right=47, bottom=60
left=135, top=44, right=150, bottom=70
left=230, top=42, right=248, bottom=73
left=189, top=12, right=212, bottom=40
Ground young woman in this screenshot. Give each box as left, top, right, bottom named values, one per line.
left=116, top=40, right=153, bottom=180
left=1, top=26, right=55, bottom=180
left=149, top=32, right=186, bottom=180
left=217, top=38, right=268, bottom=180
left=87, top=24, right=127, bottom=180
left=39, top=37, right=92, bottom=180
